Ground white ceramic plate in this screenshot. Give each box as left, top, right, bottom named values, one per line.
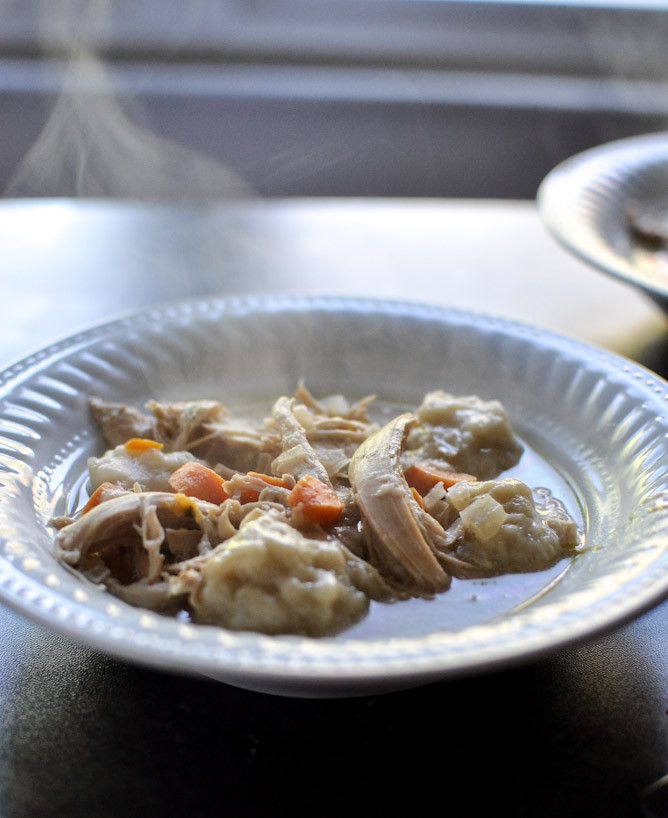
left=538, top=131, right=668, bottom=308
left=2, top=295, right=668, bottom=698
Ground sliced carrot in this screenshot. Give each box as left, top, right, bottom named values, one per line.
left=80, top=482, right=118, bottom=515
left=168, top=462, right=229, bottom=505
left=405, top=463, right=476, bottom=495
left=124, top=437, right=163, bottom=455
left=288, top=474, right=344, bottom=528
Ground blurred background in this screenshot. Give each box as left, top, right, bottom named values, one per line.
left=2, top=0, right=668, bottom=201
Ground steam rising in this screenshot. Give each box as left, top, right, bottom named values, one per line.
left=5, top=21, right=252, bottom=199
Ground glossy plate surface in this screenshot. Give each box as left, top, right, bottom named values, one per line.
left=1, top=295, right=668, bottom=697
left=538, top=131, right=668, bottom=307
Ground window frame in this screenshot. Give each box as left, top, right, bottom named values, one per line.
left=1, top=0, right=668, bottom=83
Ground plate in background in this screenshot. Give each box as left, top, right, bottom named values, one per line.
left=538, top=132, right=668, bottom=309
left=1, top=294, right=668, bottom=697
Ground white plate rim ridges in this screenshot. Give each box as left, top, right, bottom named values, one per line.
left=1, top=294, right=668, bottom=695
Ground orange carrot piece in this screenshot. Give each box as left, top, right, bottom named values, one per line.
left=239, top=489, right=259, bottom=504
left=246, top=472, right=287, bottom=488
left=405, top=463, right=476, bottom=495
left=241, top=472, right=286, bottom=502
left=80, top=482, right=118, bottom=515
left=410, top=486, right=426, bottom=510
left=124, top=437, right=163, bottom=455
left=288, top=474, right=344, bottom=528
left=238, top=472, right=288, bottom=503
left=168, top=462, right=229, bottom=505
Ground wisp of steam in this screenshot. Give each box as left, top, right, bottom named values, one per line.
left=5, top=39, right=253, bottom=199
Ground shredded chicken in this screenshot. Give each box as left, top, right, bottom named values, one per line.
left=348, top=413, right=451, bottom=596
left=53, top=385, right=580, bottom=637
left=55, top=491, right=224, bottom=586
left=148, top=399, right=281, bottom=473
left=89, top=398, right=157, bottom=446
left=270, top=396, right=333, bottom=485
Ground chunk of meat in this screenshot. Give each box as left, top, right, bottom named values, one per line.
left=89, top=398, right=157, bottom=447
left=294, top=381, right=377, bottom=423
left=270, top=396, right=332, bottom=485
left=147, top=400, right=281, bottom=473
left=348, top=413, right=451, bottom=596
left=54, top=491, right=225, bottom=588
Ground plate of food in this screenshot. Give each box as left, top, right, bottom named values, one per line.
left=537, top=131, right=668, bottom=309
left=1, top=294, right=668, bottom=698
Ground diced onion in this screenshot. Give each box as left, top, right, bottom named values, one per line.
left=458, top=494, right=508, bottom=541
left=447, top=480, right=475, bottom=511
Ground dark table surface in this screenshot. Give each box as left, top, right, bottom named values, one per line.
left=3, top=197, right=668, bottom=818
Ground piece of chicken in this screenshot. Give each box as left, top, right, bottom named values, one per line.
left=54, top=491, right=224, bottom=588
left=270, top=396, right=332, bottom=485
left=89, top=398, right=157, bottom=447
left=148, top=400, right=281, bottom=473
left=348, top=413, right=451, bottom=596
